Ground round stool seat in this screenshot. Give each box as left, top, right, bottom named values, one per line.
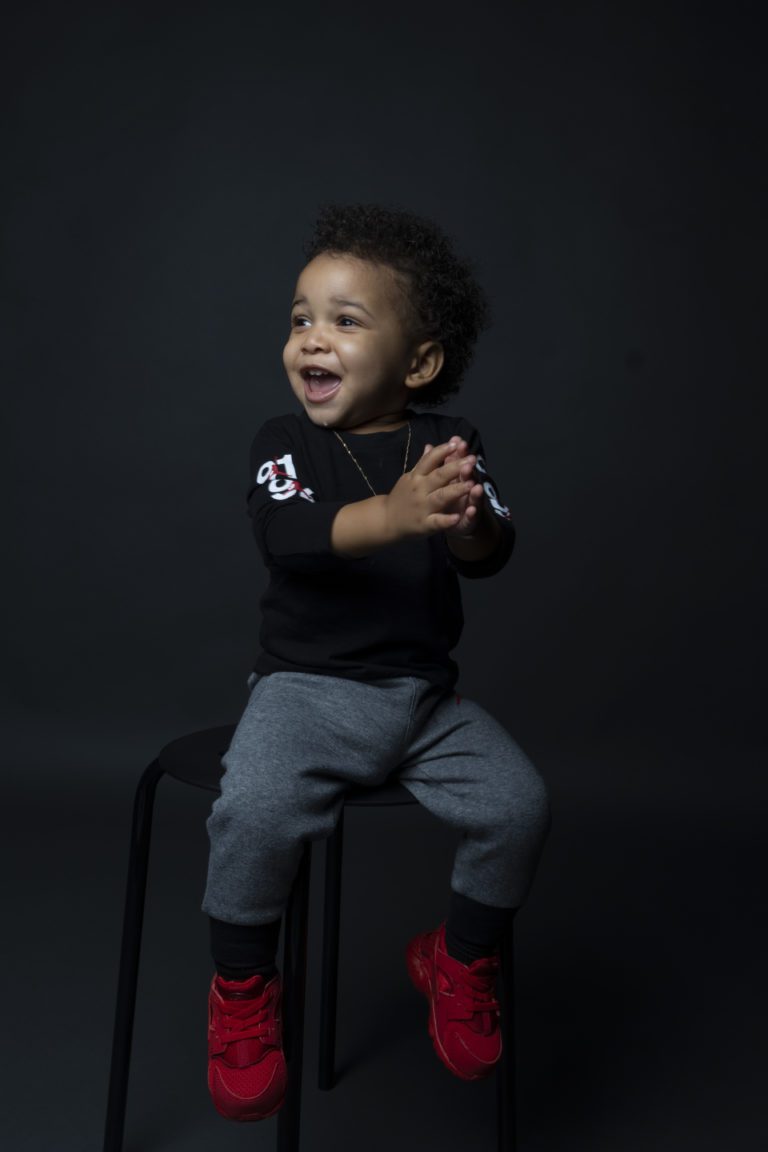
left=158, top=725, right=417, bottom=806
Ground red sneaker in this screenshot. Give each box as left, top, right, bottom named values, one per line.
left=207, top=971, right=287, bottom=1121
left=406, top=922, right=501, bottom=1081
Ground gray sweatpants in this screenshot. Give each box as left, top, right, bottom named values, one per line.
left=202, top=672, right=550, bottom=925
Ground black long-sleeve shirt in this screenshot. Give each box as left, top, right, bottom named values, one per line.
left=247, top=409, right=515, bottom=691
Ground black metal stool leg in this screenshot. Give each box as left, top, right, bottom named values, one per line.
left=278, top=843, right=311, bottom=1152
left=497, top=920, right=517, bottom=1152
left=318, top=809, right=344, bottom=1090
left=103, top=759, right=165, bottom=1152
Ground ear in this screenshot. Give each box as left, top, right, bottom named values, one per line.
left=404, top=340, right=444, bottom=392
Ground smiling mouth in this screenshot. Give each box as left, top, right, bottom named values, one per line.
left=301, top=370, right=342, bottom=402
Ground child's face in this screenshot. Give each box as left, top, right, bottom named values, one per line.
left=284, top=252, right=424, bottom=433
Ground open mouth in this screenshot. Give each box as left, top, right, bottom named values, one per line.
left=301, top=368, right=342, bottom=402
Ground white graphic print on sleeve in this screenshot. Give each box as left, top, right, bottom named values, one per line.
left=255, top=453, right=315, bottom=502
left=475, top=455, right=511, bottom=519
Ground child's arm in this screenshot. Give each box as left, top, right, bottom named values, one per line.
left=247, top=422, right=474, bottom=569
left=248, top=421, right=350, bottom=571
left=444, top=495, right=504, bottom=563
left=420, top=430, right=515, bottom=577
left=330, top=441, right=478, bottom=559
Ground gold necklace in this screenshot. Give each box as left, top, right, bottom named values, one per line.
left=333, top=422, right=412, bottom=496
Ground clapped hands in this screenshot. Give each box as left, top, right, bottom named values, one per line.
left=384, top=438, right=486, bottom=542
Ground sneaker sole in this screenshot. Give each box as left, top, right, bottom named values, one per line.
left=406, top=938, right=489, bottom=1082
left=211, top=1099, right=284, bottom=1122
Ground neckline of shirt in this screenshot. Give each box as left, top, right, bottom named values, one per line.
left=298, top=409, right=417, bottom=440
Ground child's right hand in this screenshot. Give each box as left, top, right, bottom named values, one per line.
left=384, top=440, right=477, bottom=541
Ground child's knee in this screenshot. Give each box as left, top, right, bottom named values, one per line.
left=207, top=780, right=290, bottom=844
left=528, top=771, right=552, bottom=840
left=492, top=762, right=551, bottom=843
left=207, top=770, right=340, bottom=849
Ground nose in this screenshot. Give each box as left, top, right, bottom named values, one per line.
left=300, top=321, right=331, bottom=353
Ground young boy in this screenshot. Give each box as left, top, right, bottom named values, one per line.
left=202, top=203, right=550, bottom=1121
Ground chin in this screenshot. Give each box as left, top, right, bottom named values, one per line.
left=304, top=407, right=336, bottom=428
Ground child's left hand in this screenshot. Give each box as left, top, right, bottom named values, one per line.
left=421, top=438, right=486, bottom=537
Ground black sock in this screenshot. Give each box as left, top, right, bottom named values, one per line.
left=444, top=891, right=517, bottom=965
left=209, top=915, right=281, bottom=981
left=216, top=962, right=278, bottom=982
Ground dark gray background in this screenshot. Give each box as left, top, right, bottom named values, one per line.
left=2, top=2, right=764, bottom=1150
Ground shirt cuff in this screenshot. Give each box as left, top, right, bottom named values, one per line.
left=447, top=519, right=515, bottom=579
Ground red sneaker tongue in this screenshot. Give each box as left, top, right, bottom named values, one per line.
left=217, top=973, right=265, bottom=999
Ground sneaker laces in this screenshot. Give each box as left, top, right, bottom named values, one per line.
left=215, top=982, right=279, bottom=1047
left=219, top=998, right=272, bottom=1044
left=449, top=958, right=501, bottom=1032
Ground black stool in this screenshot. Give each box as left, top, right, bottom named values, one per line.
left=103, top=725, right=517, bottom=1151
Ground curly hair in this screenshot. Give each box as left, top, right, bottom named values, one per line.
left=302, top=202, right=491, bottom=407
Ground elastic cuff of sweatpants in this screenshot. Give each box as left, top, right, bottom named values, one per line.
left=209, top=914, right=282, bottom=970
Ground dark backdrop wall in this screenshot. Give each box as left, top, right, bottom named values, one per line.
left=2, top=3, right=764, bottom=1151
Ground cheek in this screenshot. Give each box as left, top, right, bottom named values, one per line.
left=336, top=337, right=369, bottom=370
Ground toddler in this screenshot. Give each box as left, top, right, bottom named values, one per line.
left=202, top=202, right=550, bottom=1120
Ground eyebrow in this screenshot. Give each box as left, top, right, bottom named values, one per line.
left=291, top=295, right=375, bottom=319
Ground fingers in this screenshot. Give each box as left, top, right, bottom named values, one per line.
left=428, top=511, right=463, bottom=531
left=398, top=438, right=482, bottom=538
left=434, top=478, right=475, bottom=507
left=434, top=484, right=480, bottom=522
left=415, top=441, right=451, bottom=470
left=415, top=438, right=472, bottom=473
left=437, top=475, right=485, bottom=530
left=415, top=442, right=476, bottom=486
left=437, top=456, right=476, bottom=487
left=434, top=443, right=475, bottom=485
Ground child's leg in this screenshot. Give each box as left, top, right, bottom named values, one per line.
left=205, top=669, right=421, bottom=1121
left=202, top=671, right=425, bottom=961
left=444, top=889, right=516, bottom=965
left=209, top=914, right=282, bottom=980
left=397, top=685, right=551, bottom=937
left=399, top=684, right=549, bottom=1080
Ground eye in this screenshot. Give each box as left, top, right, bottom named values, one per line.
left=338, top=316, right=359, bottom=327
left=290, top=315, right=309, bottom=328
